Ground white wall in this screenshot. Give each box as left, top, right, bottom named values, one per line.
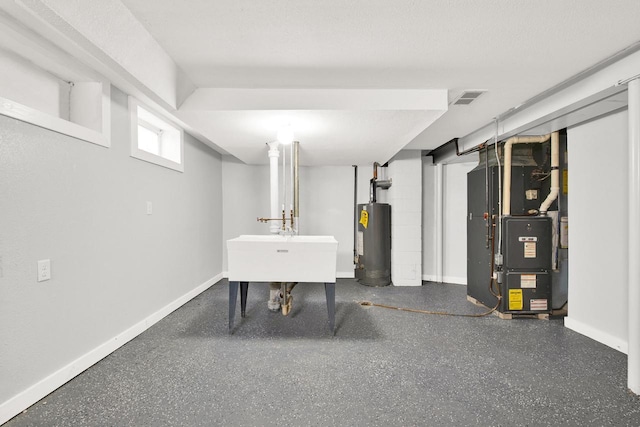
left=221, top=158, right=270, bottom=272
left=565, top=110, right=629, bottom=353
left=443, top=162, right=476, bottom=284
left=423, top=160, right=477, bottom=284
left=222, top=160, right=356, bottom=277
left=387, top=151, right=423, bottom=286
left=422, top=161, right=437, bottom=279
left=0, top=86, right=223, bottom=420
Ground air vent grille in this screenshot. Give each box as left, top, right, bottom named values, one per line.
left=452, top=90, right=486, bottom=105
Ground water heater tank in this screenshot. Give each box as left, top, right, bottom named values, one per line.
left=356, top=203, right=391, bottom=286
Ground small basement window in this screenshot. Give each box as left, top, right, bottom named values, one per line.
left=0, top=17, right=110, bottom=147
left=129, top=97, right=183, bottom=172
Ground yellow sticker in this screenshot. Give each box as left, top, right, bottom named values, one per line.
left=359, top=210, right=369, bottom=229
left=563, top=169, right=568, bottom=194
left=509, top=289, right=523, bottom=311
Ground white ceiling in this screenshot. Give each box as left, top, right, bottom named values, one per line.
left=115, top=0, right=640, bottom=165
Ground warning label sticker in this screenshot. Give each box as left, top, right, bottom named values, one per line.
left=520, top=274, right=537, bottom=289
left=530, top=299, right=548, bottom=311
left=509, top=289, right=523, bottom=311
left=524, top=241, right=537, bottom=258
left=359, top=210, right=369, bottom=229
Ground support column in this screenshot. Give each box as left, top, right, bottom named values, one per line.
left=435, top=163, right=444, bottom=283
left=628, top=78, right=640, bottom=395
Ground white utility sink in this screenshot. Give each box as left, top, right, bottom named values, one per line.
left=227, top=235, right=339, bottom=283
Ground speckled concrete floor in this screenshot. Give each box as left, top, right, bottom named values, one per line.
left=5, top=279, right=640, bottom=426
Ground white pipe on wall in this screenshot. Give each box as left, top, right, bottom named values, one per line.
left=628, top=77, right=640, bottom=395
left=267, top=142, right=280, bottom=234
left=502, top=134, right=551, bottom=216
left=293, top=141, right=300, bottom=233
left=539, top=131, right=561, bottom=214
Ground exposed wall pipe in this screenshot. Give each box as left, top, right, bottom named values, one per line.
left=267, top=142, right=280, bottom=234
left=282, top=143, right=286, bottom=226
left=353, top=165, right=358, bottom=265
left=293, top=141, right=300, bottom=233
left=484, top=143, right=490, bottom=247
left=539, top=132, right=560, bottom=215
left=370, top=162, right=380, bottom=203
left=369, top=161, right=392, bottom=203
left=495, top=119, right=503, bottom=256
left=502, top=133, right=551, bottom=216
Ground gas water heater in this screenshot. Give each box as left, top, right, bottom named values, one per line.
left=356, top=202, right=391, bottom=286
left=355, top=162, right=392, bottom=286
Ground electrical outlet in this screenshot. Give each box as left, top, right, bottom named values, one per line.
left=37, top=259, right=51, bottom=282
left=146, top=201, right=153, bottom=215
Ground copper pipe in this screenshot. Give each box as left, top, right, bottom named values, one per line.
left=257, top=210, right=295, bottom=231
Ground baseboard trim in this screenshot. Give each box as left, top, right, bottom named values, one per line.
left=564, top=316, right=628, bottom=354
left=443, top=276, right=467, bottom=285
left=0, top=273, right=223, bottom=425
left=422, top=274, right=467, bottom=285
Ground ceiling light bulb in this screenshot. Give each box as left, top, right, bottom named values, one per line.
left=277, top=124, right=294, bottom=145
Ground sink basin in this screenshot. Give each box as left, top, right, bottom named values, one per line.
left=227, top=235, right=339, bottom=283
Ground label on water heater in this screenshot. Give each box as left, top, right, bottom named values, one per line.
left=359, top=210, right=369, bottom=229
left=357, top=231, right=364, bottom=256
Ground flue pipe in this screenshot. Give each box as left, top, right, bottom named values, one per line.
left=293, top=141, right=300, bottom=233
left=502, top=133, right=551, bottom=216
left=267, top=142, right=280, bottom=234
left=370, top=162, right=380, bottom=203
left=539, top=131, right=560, bottom=215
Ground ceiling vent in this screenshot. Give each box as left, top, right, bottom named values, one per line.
left=451, top=90, right=486, bottom=106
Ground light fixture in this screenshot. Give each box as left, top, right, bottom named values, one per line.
left=277, top=124, right=294, bottom=145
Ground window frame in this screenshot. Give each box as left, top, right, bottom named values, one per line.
left=0, top=15, right=111, bottom=147
left=129, top=96, right=184, bottom=172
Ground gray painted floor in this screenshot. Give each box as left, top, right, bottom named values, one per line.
left=6, top=279, right=640, bottom=426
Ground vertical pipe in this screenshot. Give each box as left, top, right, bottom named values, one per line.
left=267, top=142, right=280, bottom=234
left=539, top=131, right=560, bottom=214
left=435, top=163, right=444, bottom=283
left=290, top=141, right=294, bottom=216
left=353, top=165, right=358, bottom=265
left=628, top=77, right=640, bottom=395
left=282, top=144, right=286, bottom=230
left=484, top=143, right=489, bottom=248
left=495, top=119, right=503, bottom=255
left=293, top=141, right=300, bottom=234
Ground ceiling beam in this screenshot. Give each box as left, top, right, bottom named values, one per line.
left=180, top=88, right=448, bottom=111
